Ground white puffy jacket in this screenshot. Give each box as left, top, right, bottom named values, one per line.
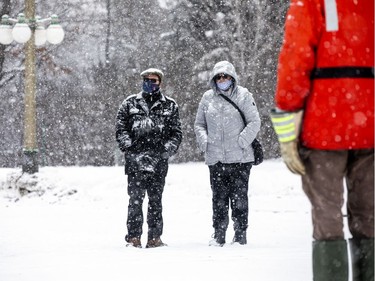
left=194, top=61, right=261, bottom=165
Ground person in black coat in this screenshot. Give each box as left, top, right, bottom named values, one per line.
left=115, top=68, right=182, bottom=248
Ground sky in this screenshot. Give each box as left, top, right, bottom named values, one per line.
left=0, top=160, right=353, bottom=281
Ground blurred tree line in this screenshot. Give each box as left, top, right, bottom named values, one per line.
left=0, top=0, right=289, bottom=167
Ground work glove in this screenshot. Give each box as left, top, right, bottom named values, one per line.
left=271, top=109, right=305, bottom=175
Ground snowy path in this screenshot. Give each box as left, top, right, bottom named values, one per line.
left=0, top=161, right=314, bottom=281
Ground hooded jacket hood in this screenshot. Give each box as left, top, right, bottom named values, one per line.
left=195, top=60, right=261, bottom=165
left=209, top=61, right=238, bottom=91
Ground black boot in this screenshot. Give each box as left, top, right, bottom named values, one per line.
left=232, top=230, right=247, bottom=245
left=313, top=240, right=348, bottom=281
left=349, top=238, right=374, bottom=281
left=209, top=229, right=225, bottom=246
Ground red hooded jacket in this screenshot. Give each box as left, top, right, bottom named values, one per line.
left=275, top=0, right=374, bottom=149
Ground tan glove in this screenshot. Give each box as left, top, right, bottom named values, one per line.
left=271, top=109, right=305, bottom=175
left=279, top=140, right=305, bottom=175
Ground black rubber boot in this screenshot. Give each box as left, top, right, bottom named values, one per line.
left=349, top=238, right=374, bottom=281
left=313, top=240, right=348, bottom=281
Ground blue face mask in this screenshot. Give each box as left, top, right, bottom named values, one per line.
left=143, top=80, right=160, bottom=94
left=217, top=79, right=232, bottom=91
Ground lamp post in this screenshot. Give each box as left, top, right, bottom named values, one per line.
left=0, top=2, right=64, bottom=174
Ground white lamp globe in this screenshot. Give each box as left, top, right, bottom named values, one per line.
left=12, top=14, right=31, bottom=43
left=12, top=23, right=31, bottom=43
left=46, top=15, right=64, bottom=44
left=0, top=15, right=13, bottom=45
left=35, top=25, right=47, bottom=46
left=0, top=24, right=13, bottom=45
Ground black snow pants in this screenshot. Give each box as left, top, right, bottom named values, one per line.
left=126, top=170, right=166, bottom=240
left=208, top=162, right=252, bottom=234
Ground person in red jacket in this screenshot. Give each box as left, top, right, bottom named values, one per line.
left=271, top=0, right=374, bottom=280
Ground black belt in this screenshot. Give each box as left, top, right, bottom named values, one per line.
left=311, top=67, right=374, bottom=79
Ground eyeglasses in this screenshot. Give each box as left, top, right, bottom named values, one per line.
left=215, top=74, right=230, bottom=81
left=143, top=78, right=159, bottom=83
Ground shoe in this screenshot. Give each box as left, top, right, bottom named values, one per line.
left=232, top=231, right=247, bottom=245
left=125, top=235, right=142, bottom=248
left=209, top=230, right=225, bottom=247
left=209, top=238, right=225, bottom=247
left=146, top=237, right=167, bottom=248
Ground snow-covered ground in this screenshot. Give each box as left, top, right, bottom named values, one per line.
left=0, top=160, right=337, bottom=281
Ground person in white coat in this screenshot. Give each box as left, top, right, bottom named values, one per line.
left=194, top=61, right=261, bottom=246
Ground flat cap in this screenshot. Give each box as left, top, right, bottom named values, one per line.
left=140, top=68, right=164, bottom=81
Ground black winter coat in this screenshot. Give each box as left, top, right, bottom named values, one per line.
left=115, top=91, right=182, bottom=175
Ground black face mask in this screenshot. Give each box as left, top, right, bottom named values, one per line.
left=142, top=80, right=160, bottom=93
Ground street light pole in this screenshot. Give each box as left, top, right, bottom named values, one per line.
left=0, top=2, right=64, bottom=174
left=22, top=0, right=38, bottom=173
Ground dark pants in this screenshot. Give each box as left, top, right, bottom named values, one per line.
left=301, top=148, right=374, bottom=240
left=208, top=162, right=252, bottom=233
left=126, top=170, right=166, bottom=239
